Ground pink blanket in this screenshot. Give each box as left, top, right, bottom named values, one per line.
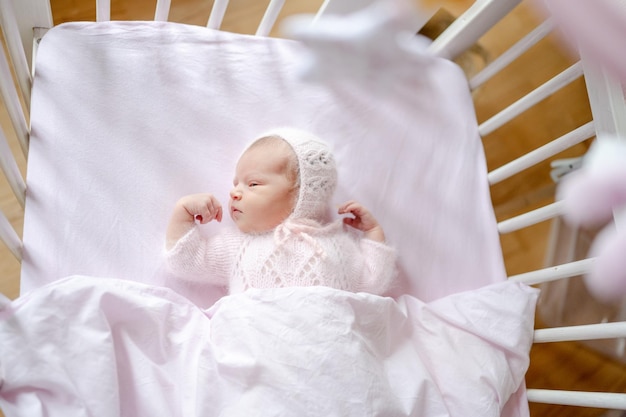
left=0, top=276, right=538, bottom=416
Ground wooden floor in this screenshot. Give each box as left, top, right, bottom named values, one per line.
left=0, top=1, right=624, bottom=416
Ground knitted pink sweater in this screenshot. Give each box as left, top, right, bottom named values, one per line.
left=166, top=219, right=397, bottom=295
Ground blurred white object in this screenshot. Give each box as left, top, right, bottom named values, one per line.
left=559, top=137, right=626, bottom=301
left=540, top=0, right=626, bottom=84
left=281, top=0, right=433, bottom=87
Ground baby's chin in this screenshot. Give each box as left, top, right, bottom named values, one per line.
left=233, top=220, right=277, bottom=235
left=234, top=217, right=290, bottom=235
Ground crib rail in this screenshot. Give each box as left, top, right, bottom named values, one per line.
left=206, top=0, right=229, bottom=30
left=509, top=258, right=596, bottom=286
left=0, top=1, right=41, bottom=264
left=527, top=390, right=626, bottom=410
left=0, top=125, right=25, bottom=208
left=428, top=0, right=521, bottom=60
left=469, top=18, right=554, bottom=90
left=96, top=0, right=294, bottom=35
left=0, top=209, right=21, bottom=260
left=497, top=201, right=564, bottom=234
left=0, top=0, right=33, bottom=110
left=434, top=0, right=626, bottom=413
left=0, top=45, right=29, bottom=159
left=534, top=321, right=626, bottom=344
left=478, top=62, right=584, bottom=137
left=487, top=121, right=595, bottom=185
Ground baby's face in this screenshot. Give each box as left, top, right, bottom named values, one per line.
left=229, top=145, right=297, bottom=233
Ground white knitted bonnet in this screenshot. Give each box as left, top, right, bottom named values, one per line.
left=255, top=127, right=337, bottom=223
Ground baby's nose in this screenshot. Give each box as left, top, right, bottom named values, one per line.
left=230, top=188, right=242, bottom=200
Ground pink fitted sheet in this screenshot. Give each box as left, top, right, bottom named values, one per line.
left=24, top=21, right=506, bottom=306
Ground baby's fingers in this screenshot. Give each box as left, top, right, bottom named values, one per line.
left=196, top=211, right=221, bottom=223
left=204, top=204, right=223, bottom=223
left=194, top=199, right=222, bottom=224
left=214, top=206, right=223, bottom=222
left=338, top=200, right=361, bottom=216
left=342, top=216, right=359, bottom=227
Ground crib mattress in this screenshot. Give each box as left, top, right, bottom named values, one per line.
left=24, top=21, right=506, bottom=306
left=8, top=19, right=538, bottom=417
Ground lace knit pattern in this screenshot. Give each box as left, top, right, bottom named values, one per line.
left=292, top=145, right=337, bottom=221
left=266, top=128, right=338, bottom=222
left=166, top=223, right=397, bottom=296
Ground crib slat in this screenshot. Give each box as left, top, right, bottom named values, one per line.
left=154, top=0, right=171, bottom=21
left=32, top=28, right=49, bottom=75
left=470, top=19, right=554, bottom=90
left=508, top=258, right=596, bottom=285
left=0, top=0, right=33, bottom=109
left=534, top=322, right=626, bottom=343
left=6, top=0, right=53, bottom=78
left=479, top=62, right=584, bottom=137
left=581, top=51, right=626, bottom=138
left=0, top=208, right=21, bottom=261
left=497, top=201, right=564, bottom=234
left=0, top=42, right=29, bottom=157
left=315, top=0, right=376, bottom=18
left=0, top=127, right=25, bottom=207
left=428, top=0, right=521, bottom=60
left=256, top=0, right=286, bottom=37
left=207, top=0, right=230, bottom=30
left=96, top=0, right=110, bottom=22
left=580, top=54, right=626, bottom=231
left=488, top=121, right=595, bottom=185
left=527, top=389, right=626, bottom=409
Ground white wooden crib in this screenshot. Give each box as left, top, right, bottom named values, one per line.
left=0, top=0, right=625, bottom=416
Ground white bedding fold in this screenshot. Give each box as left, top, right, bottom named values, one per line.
left=0, top=277, right=538, bottom=417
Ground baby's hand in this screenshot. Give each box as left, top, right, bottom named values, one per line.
left=338, top=200, right=385, bottom=242
left=166, top=193, right=223, bottom=250
left=178, top=193, right=223, bottom=224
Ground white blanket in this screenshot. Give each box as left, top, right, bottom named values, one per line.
left=0, top=277, right=538, bottom=417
